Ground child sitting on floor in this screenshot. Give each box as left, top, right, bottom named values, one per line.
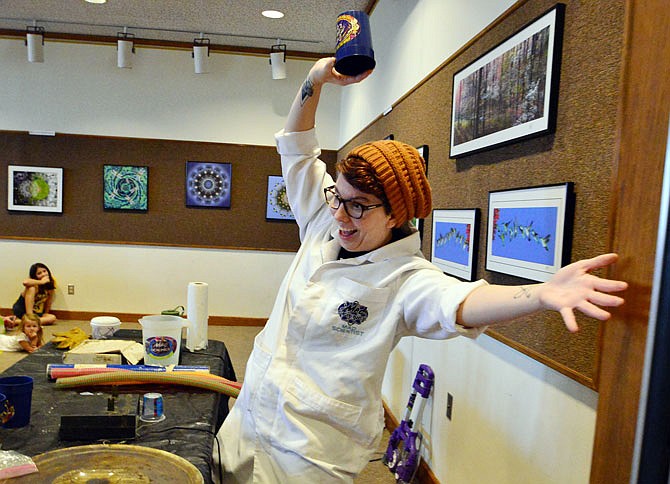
left=0, top=314, right=44, bottom=353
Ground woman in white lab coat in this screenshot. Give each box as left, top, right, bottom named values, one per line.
left=214, top=58, right=627, bottom=483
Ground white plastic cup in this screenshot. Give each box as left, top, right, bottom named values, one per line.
left=90, top=316, right=121, bottom=339
left=139, top=315, right=189, bottom=366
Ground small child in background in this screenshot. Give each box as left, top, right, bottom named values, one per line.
left=0, top=314, right=44, bottom=353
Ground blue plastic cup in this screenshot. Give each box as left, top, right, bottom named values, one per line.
left=335, top=10, right=376, bottom=76
left=0, top=376, right=34, bottom=428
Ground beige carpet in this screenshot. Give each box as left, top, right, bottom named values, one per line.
left=0, top=320, right=398, bottom=483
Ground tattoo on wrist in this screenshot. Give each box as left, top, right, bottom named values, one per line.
left=514, top=286, right=532, bottom=299
left=300, top=78, right=314, bottom=106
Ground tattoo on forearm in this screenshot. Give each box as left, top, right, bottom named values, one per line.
left=300, top=78, right=314, bottom=106
left=514, top=286, right=532, bottom=299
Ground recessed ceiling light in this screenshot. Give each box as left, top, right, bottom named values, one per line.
left=262, top=10, right=284, bottom=19
left=85, top=0, right=107, bottom=4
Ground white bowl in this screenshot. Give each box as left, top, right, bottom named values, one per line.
left=90, top=316, right=121, bottom=339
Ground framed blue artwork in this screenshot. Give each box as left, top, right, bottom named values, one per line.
left=185, top=161, right=232, bottom=208
left=103, top=165, right=148, bottom=211
left=486, top=182, right=574, bottom=281
left=266, top=175, right=294, bottom=221
left=430, top=208, right=479, bottom=281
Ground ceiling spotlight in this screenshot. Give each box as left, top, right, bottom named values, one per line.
left=117, top=30, right=135, bottom=68
left=269, top=43, right=287, bottom=80
left=26, top=25, right=45, bottom=63
left=85, top=0, right=107, bottom=4
left=262, top=10, right=284, bottom=19
left=192, top=35, right=210, bottom=74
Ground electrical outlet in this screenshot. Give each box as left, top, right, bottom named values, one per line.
left=446, top=393, right=453, bottom=420
left=67, top=284, right=75, bottom=295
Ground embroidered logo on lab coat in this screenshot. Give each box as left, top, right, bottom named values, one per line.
left=337, top=301, right=368, bottom=325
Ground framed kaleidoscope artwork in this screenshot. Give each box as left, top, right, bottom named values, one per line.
left=486, top=183, right=574, bottom=282
left=430, top=208, right=479, bottom=281
left=266, top=175, right=295, bottom=221
left=185, top=161, right=232, bottom=208
left=8, top=165, right=63, bottom=213
left=103, top=165, right=148, bottom=211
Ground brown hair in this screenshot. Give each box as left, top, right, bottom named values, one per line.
left=335, top=155, right=391, bottom=213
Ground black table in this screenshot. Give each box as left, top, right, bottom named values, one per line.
left=0, top=329, right=236, bottom=483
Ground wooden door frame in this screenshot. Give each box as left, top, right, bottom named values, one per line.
left=591, top=0, right=670, bottom=481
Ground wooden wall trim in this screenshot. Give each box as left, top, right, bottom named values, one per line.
left=591, top=0, right=670, bottom=481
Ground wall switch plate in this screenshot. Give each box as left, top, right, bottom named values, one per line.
left=67, top=284, right=75, bottom=295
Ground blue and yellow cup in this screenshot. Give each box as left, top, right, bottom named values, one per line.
left=335, top=10, right=376, bottom=76
left=0, top=376, right=33, bottom=428
left=0, top=392, right=14, bottom=425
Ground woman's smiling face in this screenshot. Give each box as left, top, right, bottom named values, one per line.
left=331, top=175, right=396, bottom=253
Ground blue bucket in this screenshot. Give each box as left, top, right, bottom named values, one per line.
left=335, top=10, right=376, bottom=76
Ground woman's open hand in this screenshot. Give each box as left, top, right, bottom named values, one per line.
left=540, top=253, right=628, bottom=332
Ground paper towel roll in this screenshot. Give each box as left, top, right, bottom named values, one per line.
left=186, top=282, right=209, bottom=351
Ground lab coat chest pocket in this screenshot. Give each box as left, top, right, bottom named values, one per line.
left=302, top=277, right=391, bottom=348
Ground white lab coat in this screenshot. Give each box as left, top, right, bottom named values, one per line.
left=214, top=129, right=486, bottom=483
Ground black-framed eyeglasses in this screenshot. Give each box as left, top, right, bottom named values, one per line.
left=323, top=186, right=384, bottom=219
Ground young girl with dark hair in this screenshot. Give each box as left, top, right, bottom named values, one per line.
left=11, top=262, right=57, bottom=326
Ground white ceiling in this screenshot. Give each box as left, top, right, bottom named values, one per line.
left=0, top=0, right=376, bottom=57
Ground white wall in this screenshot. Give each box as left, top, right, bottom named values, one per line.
left=0, top=38, right=341, bottom=148
left=0, top=239, right=292, bottom=319
left=352, top=1, right=598, bottom=483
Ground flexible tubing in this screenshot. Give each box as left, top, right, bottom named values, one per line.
left=49, top=368, right=242, bottom=389
left=54, top=371, right=241, bottom=398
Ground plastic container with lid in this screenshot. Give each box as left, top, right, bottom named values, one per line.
left=90, top=316, right=121, bottom=339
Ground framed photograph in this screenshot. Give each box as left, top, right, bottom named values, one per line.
left=450, top=4, right=565, bottom=158
left=8, top=165, right=63, bottom=213
left=410, top=145, right=430, bottom=240
left=486, top=183, right=574, bottom=281
left=186, top=161, right=232, bottom=208
left=431, top=208, right=479, bottom=281
left=103, top=165, right=148, bottom=211
left=266, top=175, right=295, bottom=221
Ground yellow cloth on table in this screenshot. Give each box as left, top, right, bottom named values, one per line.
left=51, top=328, right=89, bottom=349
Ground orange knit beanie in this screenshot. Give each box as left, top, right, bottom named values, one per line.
left=348, top=140, right=432, bottom=225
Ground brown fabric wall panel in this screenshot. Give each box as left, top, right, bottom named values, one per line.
left=1, top=132, right=337, bottom=251
left=339, top=0, right=624, bottom=387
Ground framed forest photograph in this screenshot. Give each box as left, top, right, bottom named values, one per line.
left=450, top=4, right=565, bottom=158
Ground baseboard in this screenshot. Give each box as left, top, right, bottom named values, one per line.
left=1, top=308, right=266, bottom=327
left=383, top=401, right=439, bottom=484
